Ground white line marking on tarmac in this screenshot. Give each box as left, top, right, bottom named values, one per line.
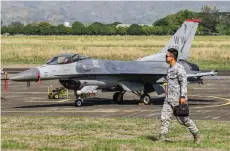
left=25, top=101, right=60, bottom=103
left=99, top=111, right=123, bottom=117
left=213, top=116, right=220, bottom=120
left=58, top=99, right=72, bottom=102
left=50, top=108, right=59, bottom=111
left=147, top=113, right=161, bottom=117
left=192, top=88, right=216, bottom=90
left=25, top=98, right=73, bottom=103
left=122, top=109, right=152, bottom=112
left=204, top=116, right=211, bottom=119
left=105, top=111, right=129, bottom=117
left=123, top=112, right=141, bottom=117
left=134, top=112, right=151, bottom=118
left=2, top=109, right=120, bottom=113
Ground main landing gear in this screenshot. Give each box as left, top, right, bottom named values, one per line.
left=140, top=93, right=151, bottom=105
left=113, top=91, right=125, bottom=104
left=73, top=90, right=152, bottom=107
left=112, top=91, right=151, bottom=105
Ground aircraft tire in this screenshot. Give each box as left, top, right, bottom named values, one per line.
left=75, top=99, right=83, bottom=107
left=140, top=94, right=151, bottom=105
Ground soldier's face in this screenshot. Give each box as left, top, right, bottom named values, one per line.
left=165, top=52, right=173, bottom=64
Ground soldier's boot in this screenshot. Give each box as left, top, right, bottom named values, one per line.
left=193, top=132, right=201, bottom=144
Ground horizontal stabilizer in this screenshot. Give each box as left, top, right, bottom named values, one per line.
left=186, top=70, right=217, bottom=78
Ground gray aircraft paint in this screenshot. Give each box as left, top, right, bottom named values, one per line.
left=10, top=19, right=217, bottom=100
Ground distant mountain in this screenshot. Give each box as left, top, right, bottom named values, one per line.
left=1, top=1, right=230, bottom=25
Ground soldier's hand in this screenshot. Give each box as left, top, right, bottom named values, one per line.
left=180, top=98, right=186, bottom=104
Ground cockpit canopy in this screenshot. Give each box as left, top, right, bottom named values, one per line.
left=46, top=53, right=90, bottom=65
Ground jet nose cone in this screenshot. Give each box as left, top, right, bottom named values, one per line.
left=10, top=68, right=40, bottom=81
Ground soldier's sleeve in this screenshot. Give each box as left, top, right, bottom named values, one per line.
left=177, top=65, right=187, bottom=98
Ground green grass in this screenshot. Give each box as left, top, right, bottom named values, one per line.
left=37, top=146, right=73, bottom=151
left=188, top=59, right=230, bottom=70
left=1, top=116, right=230, bottom=151
left=1, top=140, right=29, bottom=150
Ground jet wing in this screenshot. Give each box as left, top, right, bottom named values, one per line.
left=54, top=70, right=217, bottom=80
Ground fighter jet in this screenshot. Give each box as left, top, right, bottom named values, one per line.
left=10, top=19, right=217, bottom=107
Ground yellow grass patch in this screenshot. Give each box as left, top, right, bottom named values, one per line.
left=1, top=35, right=230, bottom=69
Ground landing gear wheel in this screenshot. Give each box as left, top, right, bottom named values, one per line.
left=140, top=94, right=151, bottom=105
left=113, top=92, right=119, bottom=102
left=75, top=99, right=83, bottom=107
left=53, top=93, right=59, bottom=99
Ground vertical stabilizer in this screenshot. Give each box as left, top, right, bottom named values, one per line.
left=137, top=19, right=200, bottom=61
left=161, top=19, right=200, bottom=60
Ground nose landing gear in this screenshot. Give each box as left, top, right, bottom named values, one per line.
left=140, top=93, right=151, bottom=105
left=75, top=98, right=83, bottom=107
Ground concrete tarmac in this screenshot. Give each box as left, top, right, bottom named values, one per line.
left=1, top=75, right=230, bottom=121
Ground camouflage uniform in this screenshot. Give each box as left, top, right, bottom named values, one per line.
left=159, top=62, right=199, bottom=138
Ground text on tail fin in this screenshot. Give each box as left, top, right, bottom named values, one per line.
left=161, top=18, right=200, bottom=60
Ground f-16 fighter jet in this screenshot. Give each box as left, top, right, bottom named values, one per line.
left=10, top=19, right=217, bottom=107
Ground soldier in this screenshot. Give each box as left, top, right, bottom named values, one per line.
left=157, top=48, right=200, bottom=143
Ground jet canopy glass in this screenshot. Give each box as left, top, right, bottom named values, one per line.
left=46, top=53, right=90, bottom=65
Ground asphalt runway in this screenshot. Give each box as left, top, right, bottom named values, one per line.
left=1, top=74, right=230, bottom=121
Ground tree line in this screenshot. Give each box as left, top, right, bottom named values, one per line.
left=1, top=21, right=182, bottom=36
left=1, top=6, right=230, bottom=36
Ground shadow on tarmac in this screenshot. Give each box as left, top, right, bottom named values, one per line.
left=13, top=97, right=217, bottom=109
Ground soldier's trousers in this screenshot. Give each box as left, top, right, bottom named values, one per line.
left=159, top=101, right=199, bottom=136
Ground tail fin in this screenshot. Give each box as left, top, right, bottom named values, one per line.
left=161, top=19, right=200, bottom=60
left=136, top=19, right=200, bottom=61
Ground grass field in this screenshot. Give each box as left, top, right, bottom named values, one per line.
left=1, top=116, right=230, bottom=151
left=1, top=35, right=230, bottom=70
